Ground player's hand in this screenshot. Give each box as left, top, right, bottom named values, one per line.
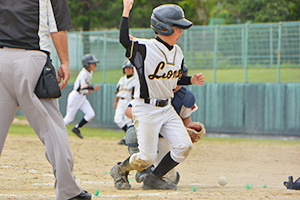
left=191, top=73, right=205, bottom=85
left=57, top=64, right=70, bottom=90
left=123, top=0, right=134, bottom=17
left=93, top=85, right=100, bottom=91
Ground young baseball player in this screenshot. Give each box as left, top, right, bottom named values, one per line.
left=64, top=54, right=100, bottom=139
left=124, top=64, right=206, bottom=185
left=110, top=0, right=205, bottom=190
left=114, top=60, right=136, bottom=145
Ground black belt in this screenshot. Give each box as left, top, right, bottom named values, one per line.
left=120, top=97, right=125, bottom=100
left=144, top=98, right=169, bottom=107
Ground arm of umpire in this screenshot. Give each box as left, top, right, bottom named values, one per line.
left=51, top=30, right=70, bottom=90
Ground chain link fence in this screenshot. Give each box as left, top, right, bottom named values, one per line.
left=51, top=21, right=300, bottom=83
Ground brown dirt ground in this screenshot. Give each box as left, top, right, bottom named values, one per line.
left=0, top=133, right=300, bottom=200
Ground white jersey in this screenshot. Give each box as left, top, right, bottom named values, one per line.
left=116, top=75, right=136, bottom=100
left=73, top=68, right=93, bottom=95
left=131, top=38, right=184, bottom=99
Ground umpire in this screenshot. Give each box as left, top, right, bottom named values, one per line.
left=0, top=0, right=91, bottom=200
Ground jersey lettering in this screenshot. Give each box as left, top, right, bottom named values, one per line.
left=148, top=61, right=182, bottom=80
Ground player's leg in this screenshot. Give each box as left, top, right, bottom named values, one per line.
left=10, top=50, right=83, bottom=199
left=111, top=104, right=162, bottom=189
left=0, top=48, right=19, bottom=155
left=63, top=91, right=82, bottom=125
left=143, top=107, right=192, bottom=189
left=156, top=137, right=180, bottom=185
left=114, top=99, right=129, bottom=131
left=71, top=98, right=94, bottom=139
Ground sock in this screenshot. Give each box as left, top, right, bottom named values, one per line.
left=122, top=124, right=128, bottom=132
left=152, top=151, right=179, bottom=178
left=78, top=118, right=88, bottom=128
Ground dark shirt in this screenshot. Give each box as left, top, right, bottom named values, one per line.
left=0, top=0, right=72, bottom=53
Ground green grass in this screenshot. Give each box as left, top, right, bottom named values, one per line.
left=69, top=67, right=300, bottom=84
left=9, top=117, right=300, bottom=145
left=9, top=117, right=123, bottom=140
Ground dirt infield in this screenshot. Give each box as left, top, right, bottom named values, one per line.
left=0, top=134, right=299, bottom=200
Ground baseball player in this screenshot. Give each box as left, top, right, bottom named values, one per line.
left=64, top=54, right=100, bottom=139
left=114, top=60, right=136, bottom=145
left=125, top=82, right=206, bottom=185
left=110, top=0, right=205, bottom=190
left=0, top=0, right=91, bottom=199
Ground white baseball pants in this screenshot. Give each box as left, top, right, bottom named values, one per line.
left=64, top=90, right=95, bottom=125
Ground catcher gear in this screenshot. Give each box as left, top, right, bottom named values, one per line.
left=182, top=62, right=188, bottom=76
left=82, top=54, right=99, bottom=69
left=186, top=122, right=206, bottom=143
left=172, top=87, right=195, bottom=115
left=124, top=125, right=139, bottom=155
left=284, top=176, right=300, bottom=190
left=151, top=4, right=193, bottom=36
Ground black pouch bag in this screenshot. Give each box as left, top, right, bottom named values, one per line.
left=34, top=55, right=61, bottom=98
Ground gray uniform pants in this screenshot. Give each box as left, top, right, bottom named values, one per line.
left=0, top=48, right=82, bottom=200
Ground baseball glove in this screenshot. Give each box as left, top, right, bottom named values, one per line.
left=186, top=122, right=206, bottom=143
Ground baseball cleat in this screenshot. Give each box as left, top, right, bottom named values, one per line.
left=110, top=162, right=131, bottom=190
left=67, top=190, right=91, bottom=200
left=72, top=127, right=83, bottom=139
left=117, top=138, right=126, bottom=145
left=135, top=165, right=154, bottom=183
left=163, top=171, right=180, bottom=185
left=142, top=173, right=177, bottom=190
left=284, top=176, right=300, bottom=190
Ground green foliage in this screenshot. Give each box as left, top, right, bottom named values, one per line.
left=67, top=0, right=300, bottom=29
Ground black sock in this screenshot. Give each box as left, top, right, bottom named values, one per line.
left=78, top=118, right=88, bottom=128
left=152, top=151, right=179, bottom=178
left=122, top=124, right=128, bottom=132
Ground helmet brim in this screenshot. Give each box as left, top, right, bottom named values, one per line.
left=172, top=18, right=193, bottom=29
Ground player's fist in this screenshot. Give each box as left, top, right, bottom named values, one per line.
left=123, top=0, right=134, bottom=17
left=93, top=85, right=99, bottom=91
left=191, top=73, right=205, bottom=85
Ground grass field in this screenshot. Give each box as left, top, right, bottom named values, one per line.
left=69, top=68, right=300, bottom=84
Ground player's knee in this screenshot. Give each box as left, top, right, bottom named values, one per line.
left=125, top=125, right=139, bottom=155
left=129, top=153, right=154, bottom=171
left=85, top=111, right=95, bottom=121
left=172, top=142, right=193, bottom=162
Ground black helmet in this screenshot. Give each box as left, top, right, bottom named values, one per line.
left=122, top=60, right=134, bottom=74
left=151, top=4, right=193, bottom=36
left=82, top=54, right=99, bottom=69
left=182, top=62, right=188, bottom=76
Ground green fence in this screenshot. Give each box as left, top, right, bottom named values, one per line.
left=56, top=83, right=300, bottom=136
left=51, top=21, right=300, bottom=83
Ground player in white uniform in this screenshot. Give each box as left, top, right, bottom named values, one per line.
left=125, top=83, right=202, bottom=185
left=114, top=60, right=136, bottom=145
left=64, top=54, right=99, bottom=139
left=110, top=0, right=205, bottom=190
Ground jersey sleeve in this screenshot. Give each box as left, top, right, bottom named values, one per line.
left=49, top=0, right=72, bottom=32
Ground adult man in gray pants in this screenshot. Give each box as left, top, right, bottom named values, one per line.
left=0, top=0, right=91, bottom=199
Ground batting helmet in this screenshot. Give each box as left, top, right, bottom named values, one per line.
left=151, top=4, right=193, bottom=36
left=122, top=60, right=134, bottom=74
left=82, top=54, right=99, bottom=69
left=182, top=62, right=188, bottom=76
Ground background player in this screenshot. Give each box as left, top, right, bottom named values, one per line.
left=110, top=0, right=205, bottom=190
left=64, top=54, right=100, bottom=139
left=114, top=60, right=136, bottom=145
